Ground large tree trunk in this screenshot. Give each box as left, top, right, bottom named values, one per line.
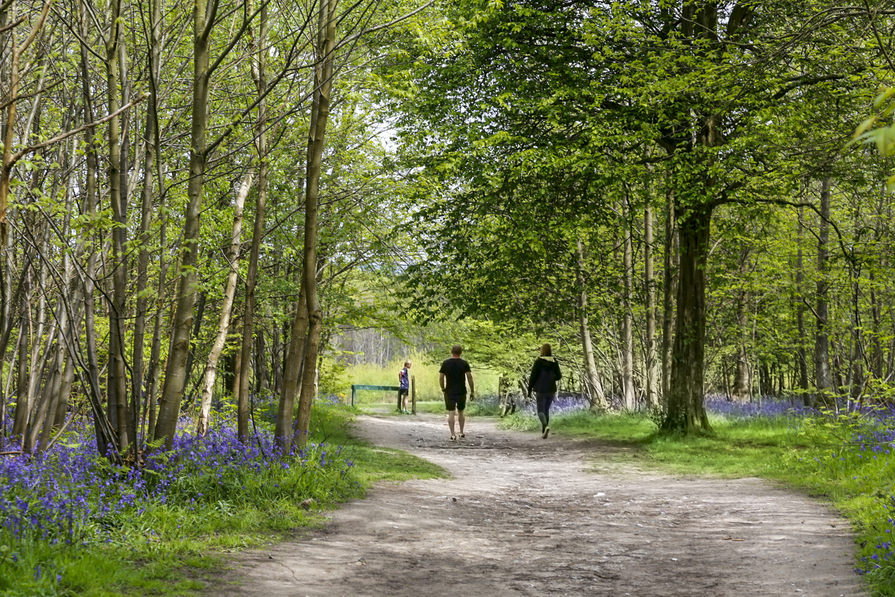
left=49, top=176, right=81, bottom=437
left=661, top=202, right=712, bottom=434
left=660, top=0, right=724, bottom=435
left=26, top=334, right=63, bottom=453
left=198, top=171, right=252, bottom=436
left=272, top=319, right=283, bottom=395
left=294, top=0, right=337, bottom=443
left=814, top=176, right=833, bottom=407
left=154, top=0, right=217, bottom=448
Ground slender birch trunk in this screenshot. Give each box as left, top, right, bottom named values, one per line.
left=621, top=200, right=635, bottom=411
left=794, top=208, right=810, bottom=403
left=576, top=238, right=607, bottom=410
left=814, top=176, right=832, bottom=407
left=661, top=189, right=675, bottom=403
left=238, top=0, right=269, bottom=440
left=198, top=171, right=253, bottom=436
left=644, top=203, right=658, bottom=409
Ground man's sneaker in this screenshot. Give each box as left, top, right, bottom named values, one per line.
left=459, top=433, right=466, bottom=439
left=450, top=435, right=457, bottom=441
left=542, top=427, right=550, bottom=439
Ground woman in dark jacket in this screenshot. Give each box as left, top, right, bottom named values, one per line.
left=528, top=343, right=561, bottom=439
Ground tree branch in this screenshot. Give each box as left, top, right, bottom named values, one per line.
left=11, top=94, right=146, bottom=165
left=772, top=74, right=849, bottom=100
left=334, top=0, right=434, bottom=51
left=0, top=16, right=24, bottom=34
left=0, top=79, right=61, bottom=111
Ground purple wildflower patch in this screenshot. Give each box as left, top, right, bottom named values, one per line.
left=0, top=414, right=356, bottom=547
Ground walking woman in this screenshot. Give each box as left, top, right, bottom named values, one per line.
left=528, top=343, right=562, bottom=439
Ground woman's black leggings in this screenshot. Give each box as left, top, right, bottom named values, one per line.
left=535, top=392, right=556, bottom=429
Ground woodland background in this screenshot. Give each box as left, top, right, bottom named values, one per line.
left=1, top=0, right=895, bottom=450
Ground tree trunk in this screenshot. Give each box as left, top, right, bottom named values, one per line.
left=272, top=319, right=283, bottom=395
left=869, top=270, right=883, bottom=380
left=154, top=0, right=217, bottom=448
left=661, top=189, right=676, bottom=403
left=78, top=4, right=115, bottom=458
left=133, top=0, right=163, bottom=448
left=576, top=239, right=607, bottom=410
left=621, top=200, right=635, bottom=410
left=294, top=0, right=337, bottom=443
left=11, top=317, right=28, bottom=442
left=276, top=284, right=307, bottom=452
left=644, top=203, right=658, bottom=409
left=814, top=176, right=833, bottom=407
left=26, top=338, right=63, bottom=453
left=198, top=171, right=252, bottom=436
left=732, top=293, right=750, bottom=400
left=794, top=209, right=810, bottom=403
left=105, top=0, right=130, bottom=450
left=0, top=0, right=52, bottom=254
left=661, top=202, right=712, bottom=434
left=237, top=0, right=269, bottom=440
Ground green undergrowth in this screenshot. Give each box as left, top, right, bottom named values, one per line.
left=1, top=402, right=445, bottom=597
left=501, top=409, right=810, bottom=478
left=501, top=407, right=895, bottom=597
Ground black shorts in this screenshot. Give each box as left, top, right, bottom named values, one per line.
left=399, top=388, right=409, bottom=396
left=444, top=394, right=467, bottom=411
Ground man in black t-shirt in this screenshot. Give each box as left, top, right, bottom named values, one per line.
left=439, top=344, right=475, bottom=441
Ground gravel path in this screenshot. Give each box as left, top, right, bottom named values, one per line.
left=216, top=413, right=867, bottom=597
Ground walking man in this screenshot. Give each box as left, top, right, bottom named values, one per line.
left=439, top=344, right=474, bottom=441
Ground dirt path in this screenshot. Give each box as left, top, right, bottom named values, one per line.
left=218, top=413, right=867, bottom=596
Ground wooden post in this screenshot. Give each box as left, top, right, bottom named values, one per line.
left=351, top=385, right=356, bottom=407
left=411, top=375, right=416, bottom=414
left=397, top=388, right=402, bottom=412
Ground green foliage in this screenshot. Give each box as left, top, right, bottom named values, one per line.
left=856, top=88, right=895, bottom=191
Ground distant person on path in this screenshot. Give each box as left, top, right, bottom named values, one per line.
left=528, top=343, right=561, bottom=439
left=398, top=360, right=411, bottom=414
left=439, top=345, right=475, bottom=441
